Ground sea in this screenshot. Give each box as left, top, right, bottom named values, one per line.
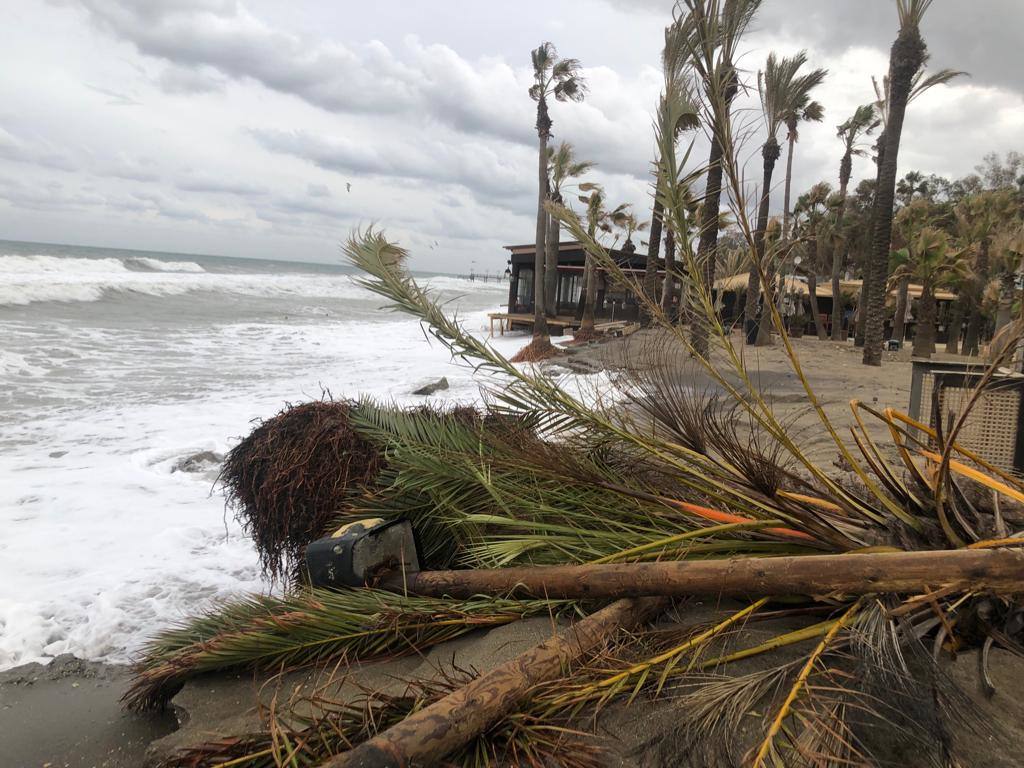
left=0, top=239, right=527, bottom=670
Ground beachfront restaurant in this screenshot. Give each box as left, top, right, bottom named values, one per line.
left=503, top=241, right=657, bottom=332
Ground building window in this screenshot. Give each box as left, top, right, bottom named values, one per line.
left=557, top=271, right=583, bottom=308
left=516, top=268, right=533, bottom=311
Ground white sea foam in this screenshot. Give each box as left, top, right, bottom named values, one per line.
left=0, top=254, right=368, bottom=306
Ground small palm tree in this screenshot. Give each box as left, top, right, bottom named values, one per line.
left=890, top=226, right=967, bottom=357
left=544, top=142, right=595, bottom=316
left=528, top=43, right=586, bottom=347
left=576, top=186, right=629, bottom=333
left=791, top=182, right=834, bottom=340
left=831, top=104, right=880, bottom=340
left=745, top=50, right=827, bottom=346
left=953, top=189, right=1018, bottom=354
left=992, top=223, right=1024, bottom=332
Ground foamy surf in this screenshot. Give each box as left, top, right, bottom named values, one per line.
left=0, top=240, right=539, bottom=669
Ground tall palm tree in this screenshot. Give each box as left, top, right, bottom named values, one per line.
left=675, top=0, right=762, bottom=356
left=781, top=95, right=826, bottom=244
left=577, top=186, right=629, bottom=334
left=831, top=104, right=880, bottom=340
left=544, top=142, right=594, bottom=316
left=745, top=51, right=827, bottom=346
left=528, top=43, right=585, bottom=347
left=640, top=17, right=700, bottom=326
left=861, top=1, right=953, bottom=364
left=890, top=225, right=967, bottom=357
left=854, top=64, right=963, bottom=348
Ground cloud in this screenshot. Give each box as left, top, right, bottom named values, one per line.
left=0, top=125, right=79, bottom=172
left=249, top=128, right=535, bottom=207
left=175, top=175, right=268, bottom=196
left=156, top=64, right=226, bottom=94
left=306, top=183, right=331, bottom=198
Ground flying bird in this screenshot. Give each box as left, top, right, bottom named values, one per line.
left=346, top=182, right=352, bottom=193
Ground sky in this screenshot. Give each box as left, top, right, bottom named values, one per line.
left=1, top=1, right=1022, bottom=273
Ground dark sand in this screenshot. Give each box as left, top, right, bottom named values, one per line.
left=0, top=655, right=176, bottom=768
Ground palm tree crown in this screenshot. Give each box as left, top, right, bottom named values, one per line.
left=529, top=43, right=587, bottom=139
left=759, top=51, right=827, bottom=148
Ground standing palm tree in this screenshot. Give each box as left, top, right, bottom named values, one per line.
left=675, top=0, right=762, bottom=356
left=544, top=142, right=595, bottom=315
left=745, top=51, right=827, bottom=346
left=577, top=187, right=629, bottom=335
left=527, top=43, right=585, bottom=351
left=780, top=94, right=826, bottom=243
left=831, top=104, right=880, bottom=340
left=855, top=64, right=963, bottom=348
left=862, top=1, right=945, bottom=364
left=890, top=226, right=967, bottom=357
left=792, top=182, right=834, bottom=340
left=641, top=18, right=700, bottom=326
left=954, top=189, right=1017, bottom=355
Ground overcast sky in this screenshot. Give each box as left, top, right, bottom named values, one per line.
left=1, top=1, right=1022, bottom=272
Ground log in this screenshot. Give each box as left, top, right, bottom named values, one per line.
left=322, top=596, right=667, bottom=768
left=388, top=549, right=1024, bottom=601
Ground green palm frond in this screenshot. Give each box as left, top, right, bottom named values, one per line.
left=125, top=587, right=560, bottom=711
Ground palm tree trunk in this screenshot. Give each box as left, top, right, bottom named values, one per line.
left=945, top=298, right=963, bottom=354
left=995, top=272, right=1016, bottom=332
left=642, top=199, right=664, bottom=326
left=781, top=129, right=796, bottom=242
left=892, top=276, right=909, bottom=343
left=854, top=281, right=867, bottom=346
left=660, top=228, right=676, bottom=316
left=533, top=101, right=551, bottom=340
left=544, top=200, right=560, bottom=317
left=750, top=137, right=780, bottom=346
left=963, top=238, right=989, bottom=356
left=690, top=75, right=739, bottom=357
left=808, top=271, right=826, bottom=340
left=912, top=282, right=936, bottom=358
left=862, top=25, right=927, bottom=365
left=830, top=158, right=851, bottom=341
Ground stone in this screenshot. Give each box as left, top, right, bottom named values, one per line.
left=412, top=377, right=449, bottom=396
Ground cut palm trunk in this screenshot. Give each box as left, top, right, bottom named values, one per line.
left=323, top=596, right=667, bottom=768
left=350, top=549, right=1024, bottom=601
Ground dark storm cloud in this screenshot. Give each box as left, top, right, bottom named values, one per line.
left=69, top=0, right=532, bottom=144
left=604, top=0, right=1024, bottom=93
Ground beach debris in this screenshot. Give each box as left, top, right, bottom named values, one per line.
left=307, top=531, right=1024, bottom=600
left=171, top=450, right=223, bottom=474
left=411, top=376, right=448, bottom=395
left=218, top=399, right=385, bottom=582
left=326, top=597, right=667, bottom=768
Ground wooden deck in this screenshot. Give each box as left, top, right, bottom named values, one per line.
left=488, top=312, right=635, bottom=339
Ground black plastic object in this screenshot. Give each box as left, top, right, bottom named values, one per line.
left=305, top=518, right=420, bottom=588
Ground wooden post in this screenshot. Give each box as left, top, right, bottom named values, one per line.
left=387, top=549, right=1024, bottom=601
left=323, top=597, right=667, bottom=768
